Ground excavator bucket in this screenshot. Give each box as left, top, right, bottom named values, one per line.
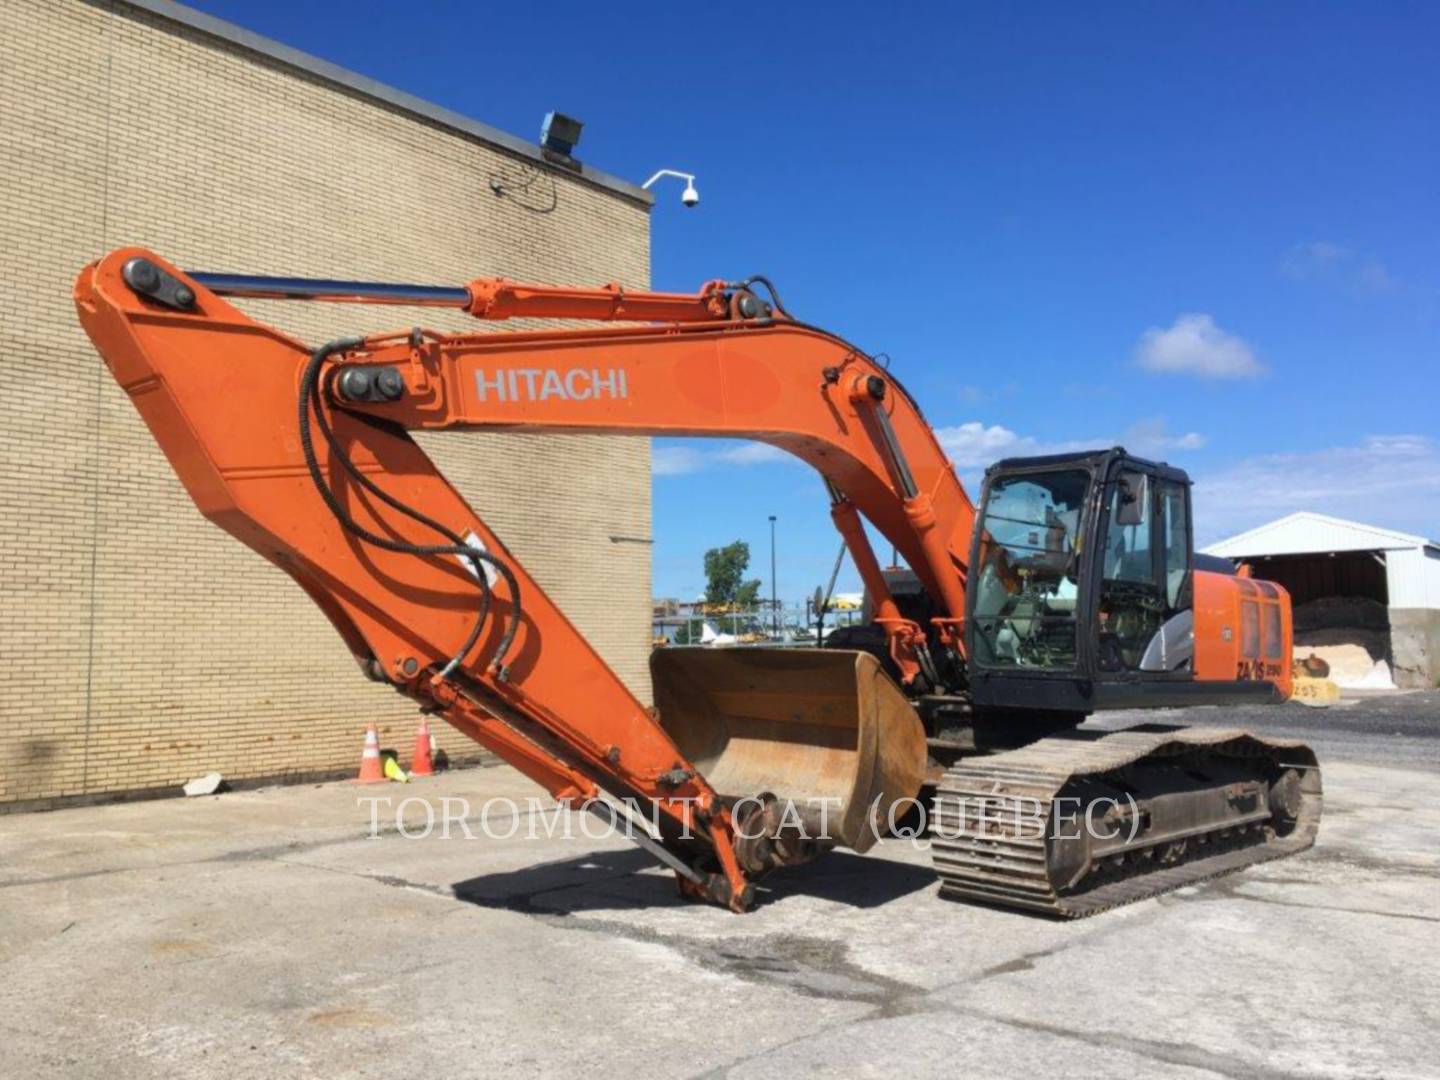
left=650, top=648, right=928, bottom=853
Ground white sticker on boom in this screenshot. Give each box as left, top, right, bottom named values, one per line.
left=456, top=531, right=499, bottom=587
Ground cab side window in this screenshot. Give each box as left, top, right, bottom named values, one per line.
left=1098, top=471, right=1195, bottom=674
left=1161, top=481, right=1190, bottom=611
left=1103, top=489, right=1152, bottom=583
left=1098, top=475, right=1160, bottom=671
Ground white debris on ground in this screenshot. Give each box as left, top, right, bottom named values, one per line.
left=182, top=772, right=224, bottom=797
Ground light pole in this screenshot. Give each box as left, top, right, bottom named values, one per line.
left=768, top=515, right=778, bottom=637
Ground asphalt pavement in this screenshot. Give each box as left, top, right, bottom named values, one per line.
left=1096, top=688, right=1440, bottom=770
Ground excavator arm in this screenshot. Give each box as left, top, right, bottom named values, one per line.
left=74, top=249, right=967, bottom=910
left=75, top=248, right=1320, bottom=917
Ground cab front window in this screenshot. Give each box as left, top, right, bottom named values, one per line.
left=970, top=470, right=1089, bottom=670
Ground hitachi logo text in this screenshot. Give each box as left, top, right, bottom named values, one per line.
left=474, top=367, right=628, bottom=403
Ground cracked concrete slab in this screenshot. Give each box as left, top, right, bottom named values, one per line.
left=2, top=699, right=1438, bottom=1079
left=709, top=1008, right=1238, bottom=1080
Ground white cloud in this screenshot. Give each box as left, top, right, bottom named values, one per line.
left=652, top=439, right=794, bottom=477
left=1122, top=417, right=1207, bottom=454
left=937, top=423, right=1440, bottom=547
left=716, top=443, right=789, bottom=467
left=934, top=418, right=1204, bottom=469
left=658, top=418, right=1205, bottom=481
left=1282, top=240, right=1352, bottom=276
left=1135, top=313, right=1264, bottom=379
left=933, top=422, right=1047, bottom=467
left=651, top=445, right=708, bottom=476
left=1194, top=435, right=1440, bottom=544
left=1283, top=240, right=1394, bottom=292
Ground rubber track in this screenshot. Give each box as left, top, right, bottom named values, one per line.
left=930, top=725, right=1323, bottom=918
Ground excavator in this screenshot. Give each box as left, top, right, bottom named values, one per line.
left=74, top=249, right=1321, bottom=916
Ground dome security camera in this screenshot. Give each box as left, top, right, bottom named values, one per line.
left=642, top=169, right=701, bottom=209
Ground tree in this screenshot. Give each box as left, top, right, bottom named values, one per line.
left=703, top=541, right=762, bottom=609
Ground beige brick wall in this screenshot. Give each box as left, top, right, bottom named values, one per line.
left=0, top=0, right=653, bottom=809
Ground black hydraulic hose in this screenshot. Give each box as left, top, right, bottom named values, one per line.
left=301, top=340, right=520, bottom=676
left=298, top=339, right=522, bottom=679
left=733, top=274, right=792, bottom=319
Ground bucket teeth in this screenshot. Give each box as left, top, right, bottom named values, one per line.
left=931, top=725, right=1322, bottom=918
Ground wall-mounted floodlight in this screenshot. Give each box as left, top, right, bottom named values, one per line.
left=540, top=111, right=583, bottom=158
left=642, top=169, right=700, bottom=208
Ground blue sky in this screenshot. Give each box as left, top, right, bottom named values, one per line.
left=191, top=0, right=1438, bottom=603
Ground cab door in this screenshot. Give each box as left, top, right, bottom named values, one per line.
left=1093, top=461, right=1195, bottom=680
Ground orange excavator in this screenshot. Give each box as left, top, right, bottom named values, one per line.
left=75, top=250, right=1321, bottom=916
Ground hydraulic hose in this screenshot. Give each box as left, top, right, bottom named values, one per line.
left=298, top=338, right=522, bottom=679
left=733, top=275, right=792, bottom=319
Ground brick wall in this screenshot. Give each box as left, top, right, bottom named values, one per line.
left=0, top=0, right=653, bottom=809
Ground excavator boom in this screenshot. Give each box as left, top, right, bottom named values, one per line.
left=74, top=249, right=1319, bottom=915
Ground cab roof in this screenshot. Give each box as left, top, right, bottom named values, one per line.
left=984, top=447, right=1192, bottom=485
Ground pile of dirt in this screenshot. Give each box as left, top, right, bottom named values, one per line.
left=1292, top=644, right=1396, bottom=689
left=1293, top=626, right=1390, bottom=662
left=1291, top=595, right=1394, bottom=687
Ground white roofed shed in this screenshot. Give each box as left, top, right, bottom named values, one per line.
left=1203, top=512, right=1440, bottom=688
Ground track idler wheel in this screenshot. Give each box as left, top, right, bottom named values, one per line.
left=1269, top=768, right=1304, bottom=832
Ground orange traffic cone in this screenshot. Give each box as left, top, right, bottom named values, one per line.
left=355, top=723, right=385, bottom=784
left=411, top=719, right=435, bottom=777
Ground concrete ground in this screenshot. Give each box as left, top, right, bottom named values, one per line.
left=2, top=693, right=1438, bottom=1080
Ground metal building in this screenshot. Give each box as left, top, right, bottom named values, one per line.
left=1204, top=512, right=1440, bottom=689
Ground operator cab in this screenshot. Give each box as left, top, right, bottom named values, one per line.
left=965, top=448, right=1222, bottom=712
